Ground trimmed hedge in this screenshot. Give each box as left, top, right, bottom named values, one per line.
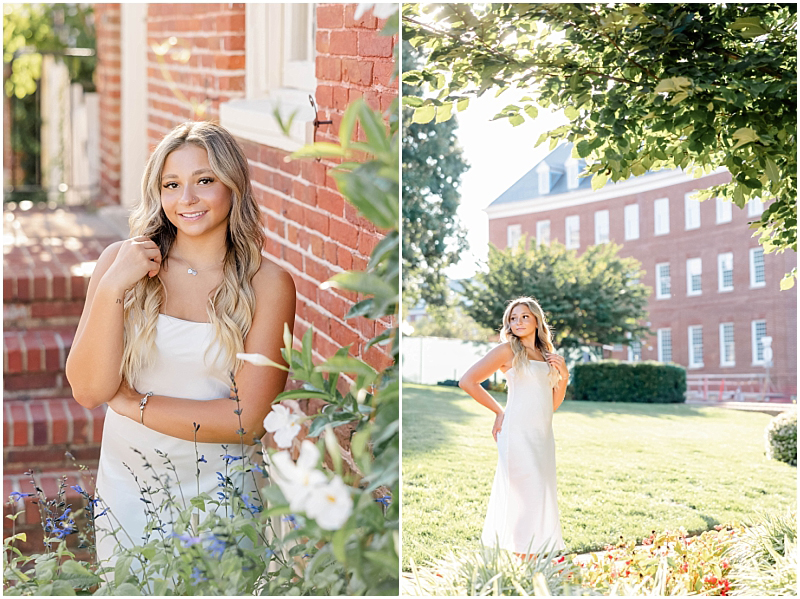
left=569, top=360, right=686, bottom=403
left=765, top=411, right=797, bottom=466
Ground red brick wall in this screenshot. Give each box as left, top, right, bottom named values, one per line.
left=94, top=3, right=121, bottom=206
left=94, top=3, right=397, bottom=372
left=488, top=172, right=797, bottom=394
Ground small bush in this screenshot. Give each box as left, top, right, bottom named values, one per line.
left=437, top=379, right=460, bottom=387
left=569, top=360, right=686, bottom=403
left=725, top=510, right=796, bottom=596
left=765, top=411, right=797, bottom=466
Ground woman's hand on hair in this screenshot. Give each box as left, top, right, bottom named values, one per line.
left=546, top=353, right=568, bottom=378
left=492, top=411, right=504, bottom=442
left=102, top=236, right=162, bottom=293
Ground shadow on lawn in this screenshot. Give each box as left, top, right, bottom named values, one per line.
left=560, top=400, right=720, bottom=419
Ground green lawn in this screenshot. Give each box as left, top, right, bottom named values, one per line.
left=402, top=383, right=796, bottom=569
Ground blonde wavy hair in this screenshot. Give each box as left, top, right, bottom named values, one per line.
left=120, top=121, right=265, bottom=384
left=499, top=297, right=561, bottom=386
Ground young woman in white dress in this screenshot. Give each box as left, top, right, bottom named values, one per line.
left=65, top=121, right=296, bottom=566
left=459, top=297, right=569, bottom=558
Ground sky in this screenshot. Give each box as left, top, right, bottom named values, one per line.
left=444, top=93, right=568, bottom=280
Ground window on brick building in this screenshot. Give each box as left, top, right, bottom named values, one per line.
left=536, top=220, right=550, bottom=246
left=686, top=257, right=702, bottom=296
left=565, top=215, right=580, bottom=249
left=747, top=198, right=764, bottom=217
left=716, top=197, right=733, bottom=223
left=719, top=322, right=735, bottom=367
left=751, top=320, right=767, bottom=364
left=654, top=198, right=669, bottom=235
left=594, top=209, right=609, bottom=244
left=624, top=204, right=639, bottom=240
left=688, top=325, right=703, bottom=368
left=657, top=328, right=672, bottom=362
left=749, top=247, right=765, bottom=288
left=718, top=252, right=733, bottom=292
left=656, top=262, right=671, bottom=299
left=627, top=340, right=642, bottom=362
left=220, top=4, right=317, bottom=152
left=684, top=193, right=701, bottom=230
left=507, top=224, right=522, bottom=249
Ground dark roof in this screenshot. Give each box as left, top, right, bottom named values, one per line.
left=488, top=142, right=667, bottom=207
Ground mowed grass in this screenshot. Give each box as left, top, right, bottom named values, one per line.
left=402, top=383, right=796, bottom=569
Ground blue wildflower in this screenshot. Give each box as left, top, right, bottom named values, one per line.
left=170, top=532, right=202, bottom=547
left=221, top=454, right=243, bottom=464
left=70, top=485, right=85, bottom=495
left=207, top=534, right=227, bottom=558
left=95, top=508, right=109, bottom=518
left=8, top=491, right=33, bottom=502
left=191, top=567, right=207, bottom=584
left=282, top=514, right=298, bottom=529
left=241, top=493, right=263, bottom=515
left=198, top=455, right=207, bottom=463
left=375, top=495, right=392, bottom=507
left=56, top=507, right=73, bottom=521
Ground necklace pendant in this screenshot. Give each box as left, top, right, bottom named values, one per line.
left=188, top=268, right=198, bottom=276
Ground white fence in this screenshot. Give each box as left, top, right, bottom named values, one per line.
left=401, top=336, right=505, bottom=386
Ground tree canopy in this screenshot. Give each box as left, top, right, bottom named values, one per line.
left=402, top=41, right=470, bottom=307
left=460, top=239, right=651, bottom=351
left=403, top=3, right=797, bottom=288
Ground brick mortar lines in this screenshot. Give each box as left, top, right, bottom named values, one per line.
left=146, top=61, right=245, bottom=77
left=260, top=213, right=349, bottom=277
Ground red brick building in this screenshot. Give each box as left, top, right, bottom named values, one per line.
left=487, top=143, right=796, bottom=398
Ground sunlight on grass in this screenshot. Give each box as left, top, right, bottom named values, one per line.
left=402, top=384, right=796, bottom=569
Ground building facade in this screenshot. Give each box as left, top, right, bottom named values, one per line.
left=487, top=143, right=796, bottom=398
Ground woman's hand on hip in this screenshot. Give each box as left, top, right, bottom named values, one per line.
left=101, top=236, right=162, bottom=292
left=546, top=353, right=569, bottom=378
left=492, top=411, right=505, bottom=442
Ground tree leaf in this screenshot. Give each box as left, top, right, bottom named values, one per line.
left=412, top=105, right=435, bottom=124
left=765, top=156, right=780, bottom=182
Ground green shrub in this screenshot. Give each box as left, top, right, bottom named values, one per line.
left=569, top=361, right=686, bottom=403
left=725, top=511, right=796, bottom=596
left=765, top=411, right=797, bottom=466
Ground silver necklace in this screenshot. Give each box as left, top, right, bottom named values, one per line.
left=170, top=255, right=223, bottom=276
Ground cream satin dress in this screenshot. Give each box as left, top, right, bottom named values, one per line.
left=94, top=314, right=263, bottom=566
left=481, top=360, right=565, bottom=554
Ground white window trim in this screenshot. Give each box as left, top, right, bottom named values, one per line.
left=717, top=252, right=734, bottom=292
left=565, top=215, right=580, bottom=249
left=684, top=193, right=701, bottom=230
left=219, top=4, right=316, bottom=152
left=537, top=162, right=551, bottom=195
left=507, top=224, right=522, bottom=249
left=686, top=257, right=702, bottom=296
left=536, top=220, right=550, bottom=247
left=594, top=209, right=609, bottom=245
left=688, top=325, right=704, bottom=368
left=657, top=328, right=672, bottom=363
left=654, top=197, right=670, bottom=236
left=627, top=340, right=641, bottom=362
left=751, top=320, right=767, bottom=365
left=656, top=262, right=671, bottom=299
left=716, top=197, right=733, bottom=224
left=749, top=247, right=766, bottom=288
left=624, top=204, right=639, bottom=241
left=719, top=322, right=735, bottom=367
left=747, top=198, right=764, bottom=217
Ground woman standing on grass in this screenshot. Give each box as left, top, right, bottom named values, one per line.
left=459, top=297, right=568, bottom=557
left=65, top=121, right=295, bottom=566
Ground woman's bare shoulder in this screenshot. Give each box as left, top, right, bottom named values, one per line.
left=252, top=256, right=295, bottom=299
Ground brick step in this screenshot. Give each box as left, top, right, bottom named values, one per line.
left=3, top=325, right=76, bottom=399
left=4, top=469, right=96, bottom=557
left=4, top=398, right=105, bottom=473
left=4, top=298, right=85, bottom=329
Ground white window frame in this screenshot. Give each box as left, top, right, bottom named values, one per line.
left=624, top=204, right=639, bottom=240
left=565, top=215, right=580, bottom=249
left=686, top=257, right=702, bottom=296
left=594, top=209, right=609, bottom=244
left=716, top=197, right=733, bottom=224
left=537, top=162, right=551, bottom=195
left=747, top=198, right=764, bottom=217
left=654, top=197, right=670, bottom=236
left=627, top=340, right=642, bottom=362
left=507, top=224, right=522, bottom=249
left=718, top=252, right=734, bottom=292
left=656, top=262, right=671, bottom=299
left=719, top=322, right=735, bottom=367
left=657, top=328, right=672, bottom=363
left=749, top=247, right=766, bottom=288
left=565, top=157, right=580, bottom=190
left=220, top=4, right=316, bottom=152
left=684, top=193, right=701, bottom=230
left=751, top=320, right=767, bottom=365
left=688, top=325, right=704, bottom=368
left=283, top=4, right=316, bottom=89
left=536, top=220, right=550, bottom=247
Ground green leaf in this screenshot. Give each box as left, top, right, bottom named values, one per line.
left=564, top=105, right=579, bottom=120
left=524, top=104, right=538, bottom=119
left=456, top=97, right=469, bottom=112
left=509, top=113, right=524, bottom=126
left=780, top=273, right=795, bottom=290
left=190, top=496, right=207, bottom=511
left=401, top=95, right=424, bottom=108
left=732, top=127, right=759, bottom=149
left=338, top=99, right=360, bottom=149
left=765, top=156, right=780, bottom=183
left=273, top=389, right=331, bottom=402
left=114, top=582, right=142, bottom=596
left=317, top=355, right=378, bottom=379
left=434, top=101, right=453, bottom=124
left=325, top=271, right=396, bottom=298
left=591, top=172, right=608, bottom=190
left=412, top=105, right=435, bottom=124
left=114, top=555, right=134, bottom=586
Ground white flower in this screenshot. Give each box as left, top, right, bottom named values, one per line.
left=264, top=403, right=302, bottom=448
left=268, top=440, right=326, bottom=512
left=304, top=475, right=353, bottom=530
left=354, top=3, right=398, bottom=19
